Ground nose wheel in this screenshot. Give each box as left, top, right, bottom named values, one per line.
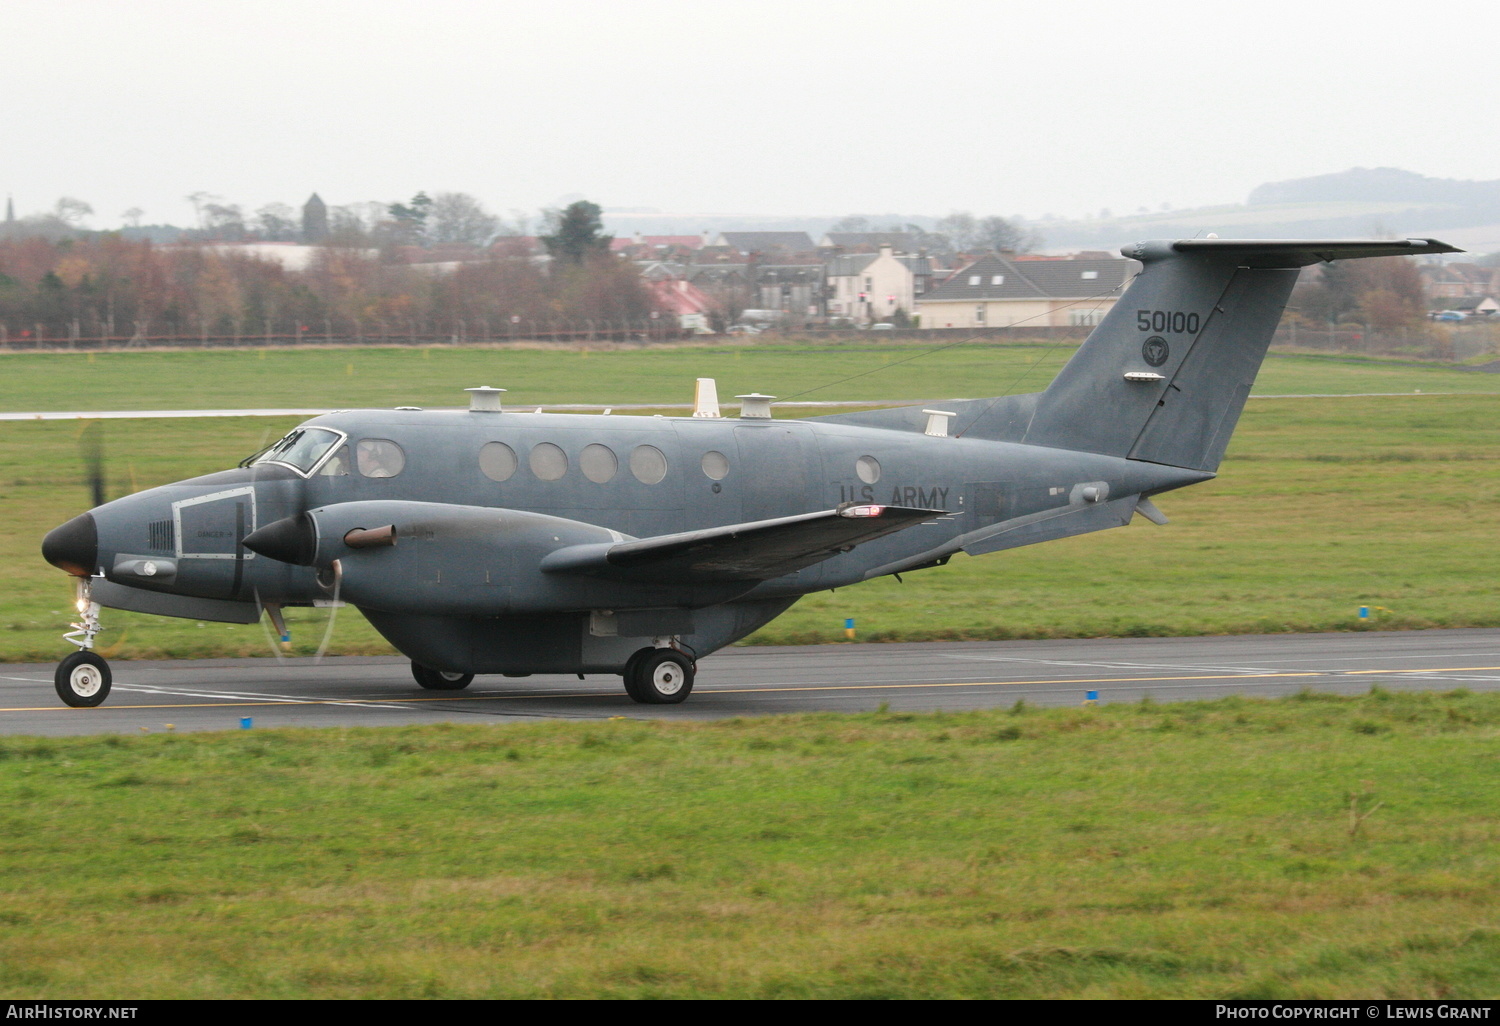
left=55, top=576, right=112, bottom=707
left=56, top=651, right=112, bottom=707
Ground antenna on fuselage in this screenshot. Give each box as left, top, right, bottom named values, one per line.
left=693, top=378, right=721, bottom=417
left=465, top=386, right=506, bottom=412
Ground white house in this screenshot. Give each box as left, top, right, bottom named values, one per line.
left=915, top=254, right=1138, bottom=329
left=826, top=244, right=934, bottom=322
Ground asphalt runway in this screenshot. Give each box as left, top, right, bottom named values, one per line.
left=6, top=629, right=1500, bottom=736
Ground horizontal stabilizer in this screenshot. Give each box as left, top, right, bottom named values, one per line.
left=1157, top=237, right=1460, bottom=267
left=542, top=503, right=945, bottom=582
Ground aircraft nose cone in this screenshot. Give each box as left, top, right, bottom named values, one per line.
left=42, top=512, right=98, bottom=577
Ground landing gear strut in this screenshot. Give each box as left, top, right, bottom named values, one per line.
left=56, top=577, right=111, bottom=707
left=623, top=647, right=695, bottom=704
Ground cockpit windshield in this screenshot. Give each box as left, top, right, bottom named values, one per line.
left=245, top=427, right=344, bottom=474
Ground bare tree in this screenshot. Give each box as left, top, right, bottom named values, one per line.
left=975, top=215, right=1039, bottom=253
left=185, top=191, right=219, bottom=228
left=933, top=211, right=1039, bottom=254
left=201, top=203, right=245, bottom=240
left=829, top=215, right=871, bottom=233
left=427, top=192, right=501, bottom=246
left=54, top=197, right=93, bottom=227
left=254, top=203, right=298, bottom=241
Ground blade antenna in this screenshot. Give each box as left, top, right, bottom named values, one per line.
left=252, top=588, right=287, bottom=662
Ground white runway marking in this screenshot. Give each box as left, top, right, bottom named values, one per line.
left=111, top=682, right=405, bottom=711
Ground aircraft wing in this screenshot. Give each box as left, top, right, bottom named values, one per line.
left=541, top=503, right=946, bottom=582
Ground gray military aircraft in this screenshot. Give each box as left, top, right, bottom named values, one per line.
left=41, top=237, right=1457, bottom=708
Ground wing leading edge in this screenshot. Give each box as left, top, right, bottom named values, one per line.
left=541, top=503, right=946, bottom=582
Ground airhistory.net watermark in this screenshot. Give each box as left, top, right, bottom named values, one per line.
left=5, top=1007, right=138, bottom=1019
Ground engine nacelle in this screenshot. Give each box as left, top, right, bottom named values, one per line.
left=244, top=501, right=751, bottom=616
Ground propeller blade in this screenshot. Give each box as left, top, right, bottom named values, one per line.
left=78, top=420, right=105, bottom=508
left=313, top=560, right=342, bottom=663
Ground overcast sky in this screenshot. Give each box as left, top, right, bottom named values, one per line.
left=6, top=0, right=1494, bottom=228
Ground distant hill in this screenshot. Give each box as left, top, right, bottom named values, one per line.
left=1248, top=167, right=1500, bottom=207
left=1037, top=168, right=1500, bottom=254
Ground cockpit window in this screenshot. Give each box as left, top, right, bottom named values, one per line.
left=357, top=438, right=406, bottom=478
left=319, top=445, right=351, bottom=476
left=249, top=427, right=344, bottom=475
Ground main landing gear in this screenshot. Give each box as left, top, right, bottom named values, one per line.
left=56, top=577, right=111, bottom=707
left=622, top=647, right=695, bottom=705
left=411, top=662, right=475, bottom=690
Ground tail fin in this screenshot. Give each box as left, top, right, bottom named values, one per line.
left=1018, top=238, right=1459, bottom=472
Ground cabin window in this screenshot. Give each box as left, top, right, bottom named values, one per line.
left=356, top=438, right=405, bottom=478
left=580, top=443, right=618, bottom=483
left=701, top=450, right=729, bottom=480
left=856, top=455, right=881, bottom=484
left=530, top=442, right=568, bottom=481
left=479, top=441, right=518, bottom=482
left=319, top=445, right=351, bottom=476
left=630, top=444, right=667, bottom=484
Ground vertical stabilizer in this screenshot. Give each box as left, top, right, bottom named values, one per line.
left=1017, top=238, right=1458, bottom=472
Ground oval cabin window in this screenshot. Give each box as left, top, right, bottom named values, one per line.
left=479, top=442, right=518, bottom=482
left=701, top=450, right=729, bottom=480
left=356, top=439, right=406, bottom=478
left=630, top=445, right=668, bottom=484
left=580, top=443, right=618, bottom=483
left=530, top=442, right=568, bottom=481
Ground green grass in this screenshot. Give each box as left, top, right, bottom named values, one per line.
left=3, top=342, right=1498, bottom=412
left=3, top=692, right=1500, bottom=998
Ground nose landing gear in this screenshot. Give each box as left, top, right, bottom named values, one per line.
left=55, top=577, right=112, bottom=707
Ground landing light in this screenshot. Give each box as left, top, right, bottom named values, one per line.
left=841, top=505, right=885, bottom=518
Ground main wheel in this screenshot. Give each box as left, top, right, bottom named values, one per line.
left=56, top=651, right=111, bottom=708
left=625, top=649, right=694, bottom=705
left=410, top=662, right=474, bottom=691
left=620, top=648, right=651, bottom=702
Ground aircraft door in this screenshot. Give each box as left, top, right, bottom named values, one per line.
left=172, top=486, right=256, bottom=599
left=734, top=423, right=819, bottom=522
left=672, top=421, right=743, bottom=532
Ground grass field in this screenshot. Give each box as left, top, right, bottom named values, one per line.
left=4, top=341, right=1499, bottom=412
left=4, top=344, right=1500, bottom=661
left=3, top=691, right=1499, bottom=998
left=6, top=346, right=1500, bottom=1000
